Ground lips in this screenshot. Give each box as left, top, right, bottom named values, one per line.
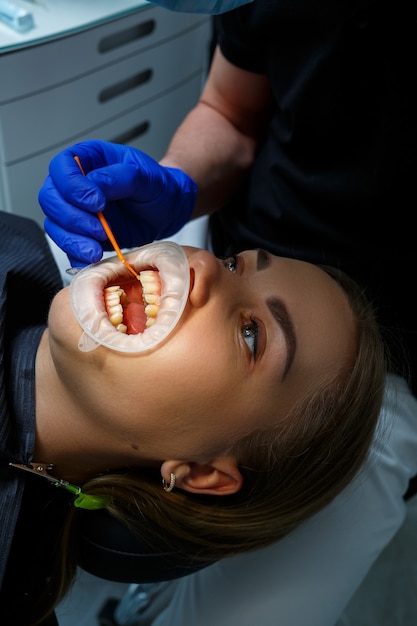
left=69, top=242, right=190, bottom=353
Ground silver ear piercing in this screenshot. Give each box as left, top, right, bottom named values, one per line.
left=162, top=472, right=176, bottom=493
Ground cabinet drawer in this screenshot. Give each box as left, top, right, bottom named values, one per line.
left=0, top=7, right=209, bottom=101
left=0, top=20, right=209, bottom=163
left=0, top=75, right=202, bottom=226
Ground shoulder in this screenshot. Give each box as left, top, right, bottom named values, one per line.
left=0, top=211, right=62, bottom=294
left=0, top=211, right=46, bottom=252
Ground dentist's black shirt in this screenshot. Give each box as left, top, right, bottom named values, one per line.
left=211, top=0, right=417, bottom=391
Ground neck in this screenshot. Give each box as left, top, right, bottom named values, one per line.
left=33, top=330, right=150, bottom=484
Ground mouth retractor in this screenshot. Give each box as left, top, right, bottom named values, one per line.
left=69, top=241, right=190, bottom=353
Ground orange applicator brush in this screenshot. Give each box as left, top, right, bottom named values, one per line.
left=73, top=155, right=141, bottom=281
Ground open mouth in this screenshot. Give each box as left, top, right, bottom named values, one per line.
left=69, top=242, right=190, bottom=353
left=104, top=269, right=162, bottom=335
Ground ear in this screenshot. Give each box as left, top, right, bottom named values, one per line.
left=161, top=457, right=243, bottom=496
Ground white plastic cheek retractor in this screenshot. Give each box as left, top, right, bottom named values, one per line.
left=69, top=241, right=190, bottom=353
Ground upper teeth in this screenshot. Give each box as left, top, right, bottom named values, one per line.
left=140, top=270, right=161, bottom=327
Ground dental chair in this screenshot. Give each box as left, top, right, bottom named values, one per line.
left=78, top=510, right=213, bottom=585
left=78, top=475, right=417, bottom=626
left=77, top=509, right=214, bottom=626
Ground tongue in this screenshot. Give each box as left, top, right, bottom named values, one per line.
left=121, top=280, right=148, bottom=335
left=124, top=302, right=147, bottom=335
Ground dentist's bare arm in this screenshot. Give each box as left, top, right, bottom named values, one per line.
left=160, top=46, right=272, bottom=218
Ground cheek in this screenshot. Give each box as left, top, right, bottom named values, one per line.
left=131, top=336, right=242, bottom=436
left=154, top=309, right=229, bottom=383
left=148, top=313, right=282, bottom=437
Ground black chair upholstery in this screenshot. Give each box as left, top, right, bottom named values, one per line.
left=77, top=510, right=214, bottom=583
left=405, top=474, right=417, bottom=501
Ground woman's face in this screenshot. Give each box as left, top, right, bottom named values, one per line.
left=47, top=247, right=356, bottom=462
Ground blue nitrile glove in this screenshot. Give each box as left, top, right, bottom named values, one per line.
left=38, top=140, right=197, bottom=267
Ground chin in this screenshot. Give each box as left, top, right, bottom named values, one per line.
left=47, top=286, right=84, bottom=354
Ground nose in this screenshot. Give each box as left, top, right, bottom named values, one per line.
left=188, top=249, right=222, bottom=308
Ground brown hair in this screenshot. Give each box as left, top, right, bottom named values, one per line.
left=37, top=265, right=387, bottom=623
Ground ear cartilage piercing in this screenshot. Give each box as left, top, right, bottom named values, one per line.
left=162, top=472, right=176, bottom=493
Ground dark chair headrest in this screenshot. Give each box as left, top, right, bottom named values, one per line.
left=77, top=510, right=214, bottom=583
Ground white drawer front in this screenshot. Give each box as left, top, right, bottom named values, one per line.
left=0, top=20, right=210, bottom=163
left=0, top=7, right=209, bottom=101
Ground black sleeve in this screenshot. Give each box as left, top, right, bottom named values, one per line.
left=214, top=4, right=267, bottom=74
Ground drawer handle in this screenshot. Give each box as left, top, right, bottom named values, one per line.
left=111, top=121, right=150, bottom=145
left=98, top=20, right=156, bottom=53
left=99, top=69, right=153, bottom=103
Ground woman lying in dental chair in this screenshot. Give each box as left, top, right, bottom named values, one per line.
left=31, top=0, right=417, bottom=622
left=0, top=208, right=387, bottom=625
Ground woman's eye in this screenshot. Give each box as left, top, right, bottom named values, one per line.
left=223, top=255, right=238, bottom=273
left=241, top=319, right=259, bottom=359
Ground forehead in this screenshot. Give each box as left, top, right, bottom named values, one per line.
left=264, top=256, right=357, bottom=394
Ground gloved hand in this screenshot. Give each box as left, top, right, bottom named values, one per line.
left=38, top=140, right=197, bottom=267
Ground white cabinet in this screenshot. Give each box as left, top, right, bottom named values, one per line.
left=0, top=2, right=211, bottom=225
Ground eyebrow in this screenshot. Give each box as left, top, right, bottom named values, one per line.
left=256, top=249, right=297, bottom=379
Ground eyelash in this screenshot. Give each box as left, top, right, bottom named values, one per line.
left=221, top=255, right=260, bottom=360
